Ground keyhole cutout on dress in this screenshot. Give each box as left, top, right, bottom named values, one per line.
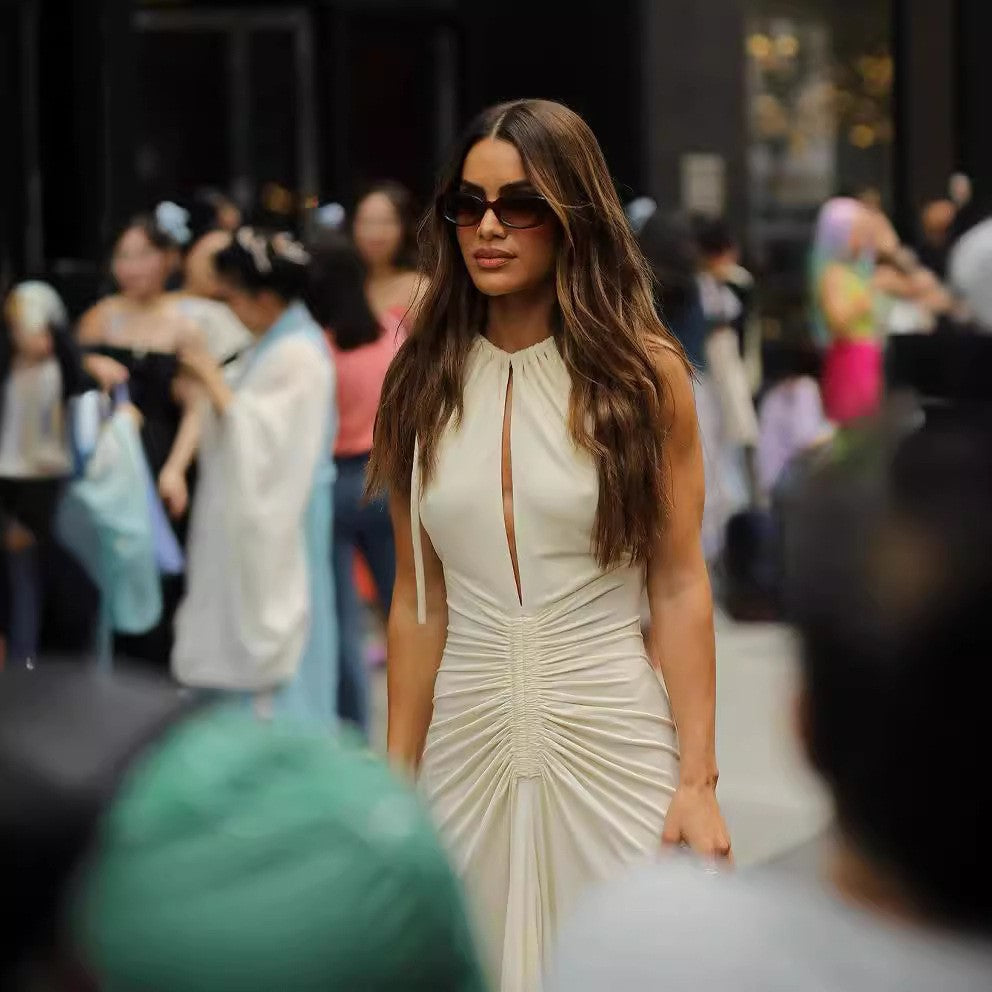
left=501, top=366, right=523, bottom=606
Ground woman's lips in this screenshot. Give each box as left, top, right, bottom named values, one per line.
left=474, top=250, right=513, bottom=269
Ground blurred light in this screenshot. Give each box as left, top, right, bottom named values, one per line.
left=849, top=124, right=876, bottom=149
left=747, top=33, right=773, bottom=60
left=262, top=183, right=294, bottom=215
left=775, top=34, right=800, bottom=58
left=304, top=196, right=319, bottom=209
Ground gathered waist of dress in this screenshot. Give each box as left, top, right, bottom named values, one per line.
left=442, top=567, right=645, bottom=653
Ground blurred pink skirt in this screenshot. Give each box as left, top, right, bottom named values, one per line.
left=822, top=340, right=882, bottom=423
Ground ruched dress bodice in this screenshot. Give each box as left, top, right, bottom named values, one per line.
left=414, top=335, right=679, bottom=992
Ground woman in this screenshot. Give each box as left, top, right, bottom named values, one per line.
left=167, top=228, right=255, bottom=370
left=810, top=197, right=882, bottom=423
left=77, top=210, right=204, bottom=665
left=0, top=283, right=82, bottom=668
left=171, top=229, right=337, bottom=727
left=369, top=99, right=729, bottom=992
left=352, top=181, right=422, bottom=322
left=311, top=238, right=403, bottom=735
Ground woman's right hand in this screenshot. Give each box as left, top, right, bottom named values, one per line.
left=158, top=466, right=189, bottom=519
left=84, top=354, right=130, bottom=391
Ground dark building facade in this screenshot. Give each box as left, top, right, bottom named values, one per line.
left=0, top=0, right=986, bottom=329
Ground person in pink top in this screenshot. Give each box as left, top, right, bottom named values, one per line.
left=310, top=239, right=404, bottom=735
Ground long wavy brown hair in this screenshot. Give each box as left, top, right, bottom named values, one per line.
left=368, top=99, right=689, bottom=567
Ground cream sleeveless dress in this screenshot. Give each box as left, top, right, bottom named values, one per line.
left=412, top=335, right=679, bottom=992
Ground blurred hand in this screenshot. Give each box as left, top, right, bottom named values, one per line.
left=158, top=466, right=189, bottom=520
left=120, top=403, right=144, bottom=429
left=662, top=785, right=733, bottom=864
left=84, top=354, right=130, bottom=391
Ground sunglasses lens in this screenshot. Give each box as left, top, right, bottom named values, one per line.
left=444, top=193, right=485, bottom=226
left=499, top=196, right=549, bottom=229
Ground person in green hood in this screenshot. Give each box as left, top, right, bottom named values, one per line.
left=0, top=669, right=488, bottom=992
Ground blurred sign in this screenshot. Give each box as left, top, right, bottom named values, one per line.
left=681, top=153, right=726, bottom=216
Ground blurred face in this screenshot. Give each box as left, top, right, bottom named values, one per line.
left=112, top=228, right=171, bottom=301
left=353, top=192, right=404, bottom=269
left=216, top=200, right=242, bottom=233
left=922, top=200, right=955, bottom=244
left=846, top=205, right=881, bottom=259
left=452, top=138, right=557, bottom=299
left=216, top=279, right=281, bottom=336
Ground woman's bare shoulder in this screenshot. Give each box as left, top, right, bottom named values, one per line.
left=77, top=296, right=118, bottom=342
left=646, top=334, right=696, bottom=438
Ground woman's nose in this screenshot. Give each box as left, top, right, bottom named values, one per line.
left=477, top=206, right=505, bottom=240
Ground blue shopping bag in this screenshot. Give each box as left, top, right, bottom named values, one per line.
left=54, top=403, right=162, bottom=638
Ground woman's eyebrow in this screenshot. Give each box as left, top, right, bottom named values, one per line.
left=499, top=180, right=537, bottom=194
left=457, top=181, right=485, bottom=195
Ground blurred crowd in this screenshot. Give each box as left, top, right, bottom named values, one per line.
left=0, top=184, right=419, bottom=738
left=2, top=167, right=992, bottom=990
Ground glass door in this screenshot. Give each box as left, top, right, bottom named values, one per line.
left=133, top=7, right=318, bottom=229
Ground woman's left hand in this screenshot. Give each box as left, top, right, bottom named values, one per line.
left=662, top=784, right=733, bottom=863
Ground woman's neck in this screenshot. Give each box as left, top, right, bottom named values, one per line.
left=367, top=262, right=399, bottom=282
left=122, top=291, right=164, bottom=311
left=256, top=302, right=291, bottom=338
left=485, top=283, right=556, bottom=354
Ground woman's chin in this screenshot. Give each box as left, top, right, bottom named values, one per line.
left=469, top=272, right=529, bottom=297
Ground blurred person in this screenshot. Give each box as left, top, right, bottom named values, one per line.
left=171, top=229, right=338, bottom=727
left=168, top=229, right=254, bottom=372
left=0, top=668, right=489, bottom=991
left=638, top=209, right=707, bottom=370
left=369, top=99, right=727, bottom=992
left=548, top=422, right=992, bottom=992
left=693, top=216, right=761, bottom=557
left=77, top=210, right=205, bottom=666
left=948, top=172, right=984, bottom=243
left=916, top=198, right=956, bottom=278
left=949, top=213, right=992, bottom=332
left=624, top=195, right=657, bottom=235
left=310, top=238, right=403, bottom=737
left=874, top=244, right=955, bottom=336
left=854, top=183, right=883, bottom=213
left=191, top=186, right=243, bottom=235
left=0, top=283, right=83, bottom=668
left=693, top=214, right=753, bottom=355
left=352, top=180, right=422, bottom=322
left=810, top=197, right=882, bottom=423
left=756, top=342, right=833, bottom=499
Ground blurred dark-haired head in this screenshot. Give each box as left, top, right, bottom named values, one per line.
left=691, top=214, right=736, bottom=261
left=212, top=228, right=311, bottom=334
left=637, top=210, right=699, bottom=310
left=307, top=236, right=381, bottom=351
left=189, top=187, right=242, bottom=239
left=352, top=181, right=419, bottom=272
left=784, top=422, right=992, bottom=933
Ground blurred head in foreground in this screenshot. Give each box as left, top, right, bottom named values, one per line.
left=0, top=670, right=486, bottom=992
left=547, top=422, right=992, bottom=992
left=784, top=422, right=991, bottom=932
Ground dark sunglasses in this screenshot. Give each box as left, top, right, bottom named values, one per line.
left=440, top=190, right=552, bottom=230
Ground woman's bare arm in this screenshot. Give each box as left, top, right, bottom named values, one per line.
left=647, top=346, right=730, bottom=858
